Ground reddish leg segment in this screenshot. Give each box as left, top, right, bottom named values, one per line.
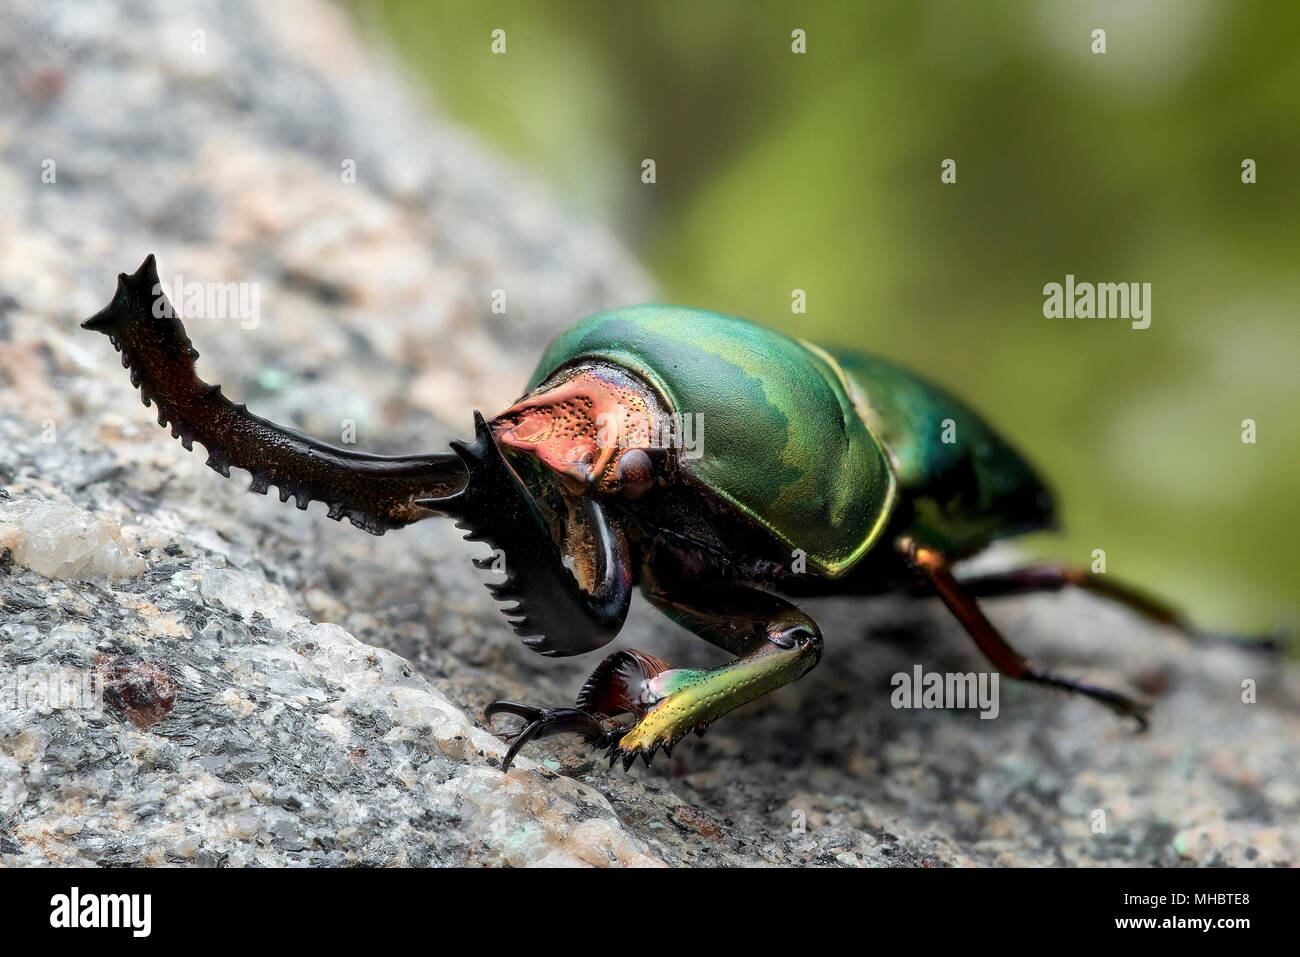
left=951, top=563, right=1279, bottom=651
left=898, top=537, right=1149, bottom=730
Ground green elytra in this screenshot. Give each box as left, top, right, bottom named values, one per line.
left=527, top=305, right=1054, bottom=575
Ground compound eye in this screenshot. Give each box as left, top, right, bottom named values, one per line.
left=616, top=448, right=655, bottom=499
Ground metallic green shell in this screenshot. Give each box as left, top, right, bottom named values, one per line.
left=527, top=306, right=898, bottom=577
left=833, top=351, right=1056, bottom=556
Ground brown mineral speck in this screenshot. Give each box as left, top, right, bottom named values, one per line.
left=670, top=805, right=724, bottom=841
left=1134, top=666, right=1174, bottom=696
left=22, top=67, right=66, bottom=101
left=98, top=659, right=179, bottom=728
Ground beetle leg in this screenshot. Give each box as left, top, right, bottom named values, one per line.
left=897, top=536, right=1150, bottom=730
left=418, top=414, right=633, bottom=657
left=482, top=702, right=618, bottom=773
left=595, top=580, right=823, bottom=768
left=482, top=585, right=824, bottom=772
left=944, top=564, right=1280, bottom=651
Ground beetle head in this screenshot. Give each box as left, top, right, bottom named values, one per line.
left=489, top=362, right=672, bottom=500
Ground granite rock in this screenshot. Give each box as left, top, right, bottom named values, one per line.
left=2, top=0, right=1298, bottom=868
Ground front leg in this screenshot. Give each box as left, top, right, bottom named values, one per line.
left=485, top=580, right=823, bottom=771
left=606, top=630, right=821, bottom=767
left=610, top=579, right=823, bottom=765
left=420, top=414, right=633, bottom=657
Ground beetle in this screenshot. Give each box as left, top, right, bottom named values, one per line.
left=85, top=255, right=1193, bottom=772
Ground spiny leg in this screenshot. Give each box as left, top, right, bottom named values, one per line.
left=606, top=577, right=824, bottom=767
left=482, top=702, right=619, bottom=773
left=420, top=416, right=633, bottom=657
left=484, top=581, right=823, bottom=772
left=897, top=536, right=1149, bottom=730
left=483, top=651, right=666, bottom=772
left=947, top=563, right=1279, bottom=651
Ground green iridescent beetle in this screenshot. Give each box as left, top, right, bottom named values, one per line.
left=86, top=257, right=1190, bottom=773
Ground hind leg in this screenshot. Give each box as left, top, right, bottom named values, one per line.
left=949, top=563, right=1278, bottom=650
left=898, top=537, right=1150, bottom=729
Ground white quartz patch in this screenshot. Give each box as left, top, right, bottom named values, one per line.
left=0, top=498, right=147, bottom=581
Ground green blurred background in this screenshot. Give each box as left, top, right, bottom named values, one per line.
left=351, top=0, right=1298, bottom=635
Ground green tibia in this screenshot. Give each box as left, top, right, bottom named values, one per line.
left=617, top=642, right=820, bottom=754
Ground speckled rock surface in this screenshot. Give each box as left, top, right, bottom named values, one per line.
left=2, top=0, right=1298, bottom=868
